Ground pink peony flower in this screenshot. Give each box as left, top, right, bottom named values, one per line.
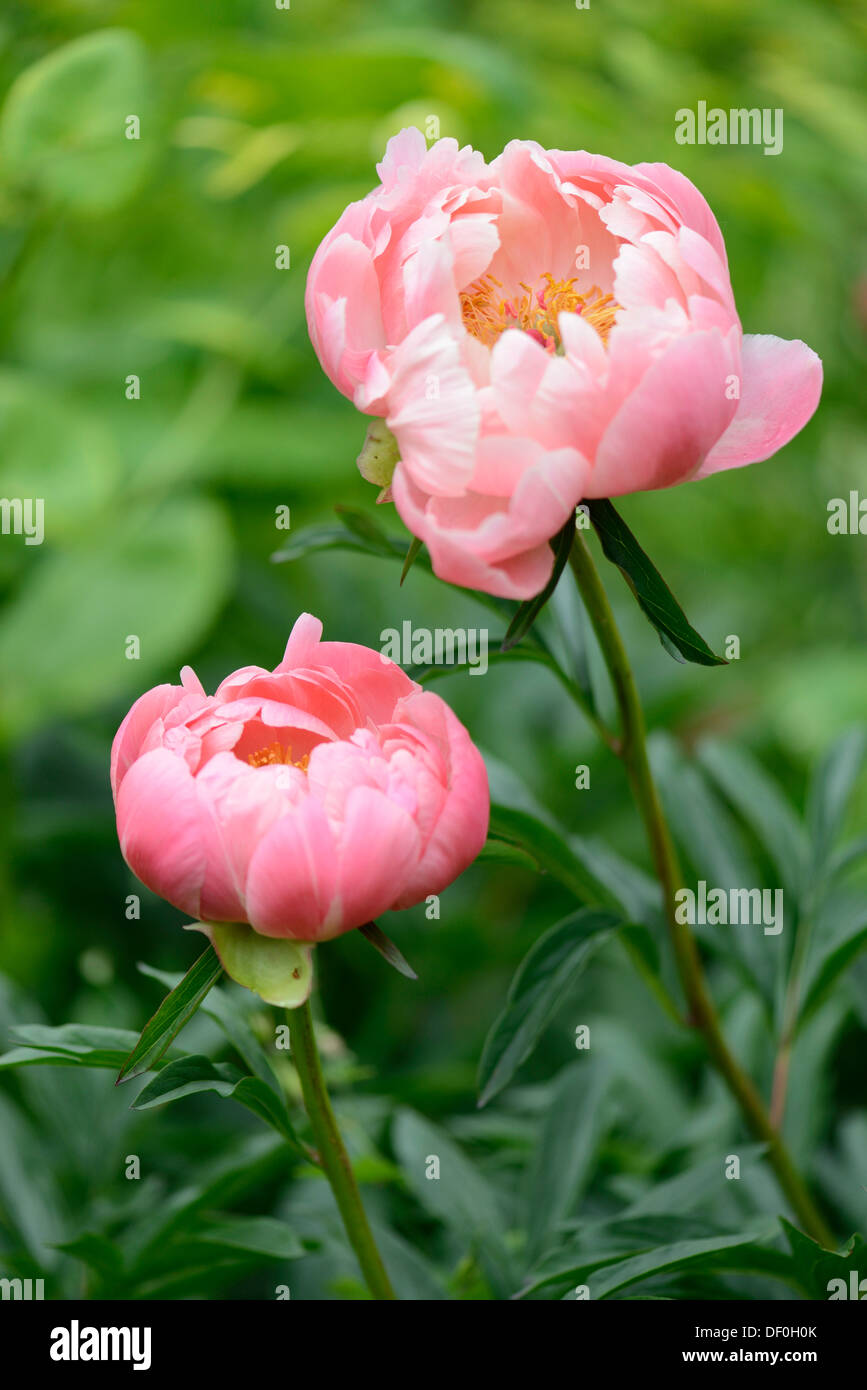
left=110, top=614, right=489, bottom=941
left=306, top=129, right=822, bottom=598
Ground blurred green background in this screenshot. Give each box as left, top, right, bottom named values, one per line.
left=0, top=0, right=865, bottom=1300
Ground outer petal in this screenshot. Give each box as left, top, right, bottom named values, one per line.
left=110, top=684, right=195, bottom=800
left=589, top=329, right=739, bottom=495
left=244, top=798, right=339, bottom=940
left=305, top=234, right=386, bottom=399
left=116, top=748, right=208, bottom=919
left=696, top=334, right=822, bottom=477
left=331, top=786, right=421, bottom=935
left=390, top=694, right=489, bottom=907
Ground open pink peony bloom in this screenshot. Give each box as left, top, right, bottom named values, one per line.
left=306, top=129, right=822, bottom=598
left=110, top=614, right=489, bottom=941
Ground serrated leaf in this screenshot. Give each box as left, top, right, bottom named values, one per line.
left=587, top=499, right=725, bottom=666
left=117, top=946, right=223, bottom=1083
left=781, top=1219, right=865, bottom=1297
left=477, top=907, right=621, bottom=1106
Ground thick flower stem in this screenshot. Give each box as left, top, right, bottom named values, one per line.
left=288, top=1000, right=397, bottom=1299
left=568, top=530, right=834, bottom=1250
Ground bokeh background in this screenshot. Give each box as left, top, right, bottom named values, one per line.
left=0, top=0, right=864, bottom=1299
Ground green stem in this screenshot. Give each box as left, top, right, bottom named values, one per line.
left=288, top=1000, right=396, bottom=1299
left=568, top=529, right=834, bottom=1249
left=770, top=905, right=816, bottom=1129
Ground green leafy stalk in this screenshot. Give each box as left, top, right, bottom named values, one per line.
left=287, top=1000, right=396, bottom=1300
left=567, top=528, right=834, bottom=1249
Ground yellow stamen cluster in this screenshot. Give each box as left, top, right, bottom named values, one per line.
left=247, top=742, right=310, bottom=772
left=460, top=271, right=619, bottom=351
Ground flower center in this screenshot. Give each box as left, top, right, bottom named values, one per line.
left=460, top=271, right=619, bottom=352
left=247, top=741, right=310, bottom=772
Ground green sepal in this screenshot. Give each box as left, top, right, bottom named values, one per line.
left=188, top=921, right=314, bottom=1009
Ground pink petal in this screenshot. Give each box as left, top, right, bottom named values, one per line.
left=696, top=334, right=822, bottom=477
left=332, top=787, right=421, bottom=935
left=244, top=798, right=339, bottom=940
left=116, top=749, right=208, bottom=918
left=391, top=694, right=489, bottom=906
left=589, top=329, right=739, bottom=496
left=386, top=316, right=479, bottom=496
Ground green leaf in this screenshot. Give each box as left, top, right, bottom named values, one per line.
left=125, top=1134, right=289, bottom=1267
left=358, top=921, right=418, bottom=980
left=117, top=946, right=223, bottom=1083
left=54, top=1233, right=125, bottom=1282
left=587, top=499, right=725, bottom=666
left=271, top=511, right=515, bottom=624
left=392, top=1110, right=505, bottom=1238
left=0, top=1094, right=65, bottom=1268
left=798, top=904, right=867, bottom=1028
left=525, top=1061, right=611, bottom=1261
left=697, top=738, right=807, bottom=901
left=137, top=963, right=283, bottom=1092
left=400, top=535, right=424, bottom=586
left=650, top=733, right=773, bottom=1006
left=488, top=804, right=619, bottom=909
left=391, top=1108, right=515, bottom=1296
left=483, top=750, right=625, bottom=911
left=477, top=837, right=540, bottom=871
left=131, top=1055, right=300, bottom=1148
left=192, top=1214, right=304, bottom=1261
left=501, top=513, right=576, bottom=652
left=1, top=1024, right=146, bottom=1071
left=582, top=1226, right=784, bottom=1300
left=618, top=1146, right=768, bottom=1218
left=781, top=1219, right=866, bottom=1299
left=0, top=30, right=152, bottom=212
left=521, top=1224, right=783, bottom=1299
left=332, top=503, right=399, bottom=552
left=806, top=727, right=867, bottom=873
left=271, top=521, right=381, bottom=565
left=477, top=907, right=621, bottom=1106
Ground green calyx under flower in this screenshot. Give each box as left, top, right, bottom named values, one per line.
left=357, top=418, right=400, bottom=501
left=187, top=920, right=314, bottom=1008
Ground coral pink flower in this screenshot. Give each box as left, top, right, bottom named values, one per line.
left=111, top=615, right=489, bottom=941
left=306, top=129, right=822, bottom=598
